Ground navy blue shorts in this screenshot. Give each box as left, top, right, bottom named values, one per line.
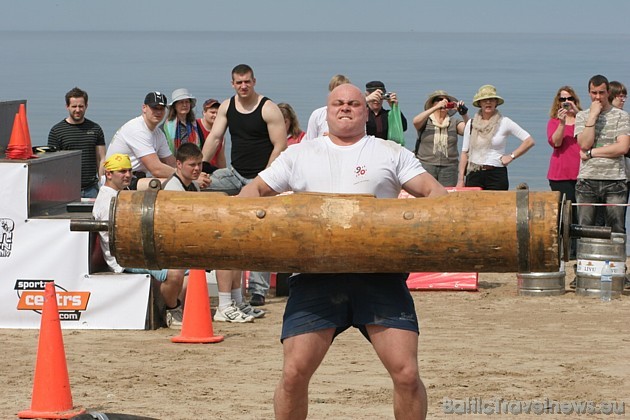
left=281, top=273, right=419, bottom=342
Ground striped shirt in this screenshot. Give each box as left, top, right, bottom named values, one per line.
left=48, top=118, right=105, bottom=188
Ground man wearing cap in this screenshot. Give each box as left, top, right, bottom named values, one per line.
left=201, top=64, right=287, bottom=313
left=197, top=98, right=226, bottom=173
left=48, top=87, right=106, bottom=198
left=105, top=91, right=177, bottom=190
left=93, top=153, right=186, bottom=327
left=365, top=80, right=408, bottom=141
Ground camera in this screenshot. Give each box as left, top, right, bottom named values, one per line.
left=382, top=92, right=391, bottom=100
left=562, top=102, right=571, bottom=110
left=445, top=102, right=457, bottom=109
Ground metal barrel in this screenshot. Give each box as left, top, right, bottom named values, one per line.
left=102, top=189, right=564, bottom=273
left=575, top=233, right=626, bottom=298
left=517, top=271, right=566, bottom=296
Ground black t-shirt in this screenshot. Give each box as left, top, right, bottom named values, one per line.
left=48, top=118, right=105, bottom=188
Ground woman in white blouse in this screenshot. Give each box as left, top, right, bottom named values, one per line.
left=457, top=85, right=535, bottom=190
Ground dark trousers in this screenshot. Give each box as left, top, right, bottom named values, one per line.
left=465, top=166, right=508, bottom=191
left=549, top=179, right=578, bottom=258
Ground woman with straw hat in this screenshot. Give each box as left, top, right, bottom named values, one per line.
left=412, top=90, right=469, bottom=186
left=457, top=85, right=535, bottom=190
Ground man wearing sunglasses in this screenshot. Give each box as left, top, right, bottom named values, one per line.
left=575, top=75, right=630, bottom=234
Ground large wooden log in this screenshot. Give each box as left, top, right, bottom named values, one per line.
left=108, top=190, right=562, bottom=273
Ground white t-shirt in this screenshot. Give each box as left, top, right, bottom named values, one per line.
left=304, top=106, right=328, bottom=141
left=106, top=116, right=172, bottom=176
left=92, top=185, right=123, bottom=273
left=259, top=135, right=425, bottom=198
left=461, top=116, right=530, bottom=167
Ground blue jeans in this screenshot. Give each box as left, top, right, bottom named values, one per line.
left=124, top=267, right=169, bottom=282
left=81, top=183, right=99, bottom=198
left=575, top=179, right=627, bottom=233
left=207, top=167, right=252, bottom=195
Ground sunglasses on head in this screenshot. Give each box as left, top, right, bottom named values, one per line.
left=558, top=96, right=575, bottom=102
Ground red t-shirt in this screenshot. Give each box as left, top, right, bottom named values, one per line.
left=287, top=131, right=306, bottom=147
left=197, top=118, right=224, bottom=168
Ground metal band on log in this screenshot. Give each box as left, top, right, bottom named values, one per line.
left=108, top=190, right=562, bottom=273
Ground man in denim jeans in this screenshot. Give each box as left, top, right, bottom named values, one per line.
left=575, top=74, right=630, bottom=234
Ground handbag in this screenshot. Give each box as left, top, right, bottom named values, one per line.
left=387, top=103, right=405, bottom=146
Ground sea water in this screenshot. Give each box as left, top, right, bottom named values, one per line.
left=2, top=30, right=630, bottom=192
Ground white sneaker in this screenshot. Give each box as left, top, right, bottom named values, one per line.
left=213, top=304, right=254, bottom=323
left=237, top=302, right=265, bottom=318
left=166, top=306, right=183, bottom=328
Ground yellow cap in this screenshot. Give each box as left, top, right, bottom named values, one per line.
left=104, top=153, right=132, bottom=171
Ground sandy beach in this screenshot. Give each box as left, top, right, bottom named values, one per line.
left=2, top=267, right=629, bottom=420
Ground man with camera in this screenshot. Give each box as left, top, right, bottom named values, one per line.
left=365, top=80, right=408, bottom=141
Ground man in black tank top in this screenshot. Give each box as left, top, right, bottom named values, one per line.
left=200, top=64, right=287, bottom=318
left=201, top=64, right=286, bottom=182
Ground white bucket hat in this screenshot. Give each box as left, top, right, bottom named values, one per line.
left=169, top=88, right=196, bottom=107
left=472, top=85, right=504, bottom=107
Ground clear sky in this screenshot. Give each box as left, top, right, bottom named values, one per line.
left=3, top=0, right=630, bottom=34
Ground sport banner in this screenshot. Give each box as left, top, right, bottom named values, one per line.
left=0, top=160, right=152, bottom=329
left=0, top=212, right=150, bottom=329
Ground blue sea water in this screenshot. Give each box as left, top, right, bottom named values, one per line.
left=2, top=30, right=630, bottom=191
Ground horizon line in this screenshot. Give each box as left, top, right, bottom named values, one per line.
left=2, top=29, right=629, bottom=36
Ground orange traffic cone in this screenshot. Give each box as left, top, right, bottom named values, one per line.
left=18, top=104, right=36, bottom=155
left=6, top=109, right=37, bottom=159
left=171, top=269, right=224, bottom=344
left=18, top=282, right=86, bottom=419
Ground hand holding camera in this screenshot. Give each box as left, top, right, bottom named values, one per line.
left=382, top=91, right=397, bottom=104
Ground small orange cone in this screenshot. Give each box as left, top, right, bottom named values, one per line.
left=171, top=269, right=224, bottom=344
left=18, top=282, right=85, bottom=419
left=6, top=109, right=37, bottom=160
left=18, top=104, right=35, bottom=154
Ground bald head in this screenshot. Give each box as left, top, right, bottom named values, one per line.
left=326, top=84, right=368, bottom=144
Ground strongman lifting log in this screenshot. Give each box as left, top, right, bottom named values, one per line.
left=71, top=186, right=610, bottom=274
